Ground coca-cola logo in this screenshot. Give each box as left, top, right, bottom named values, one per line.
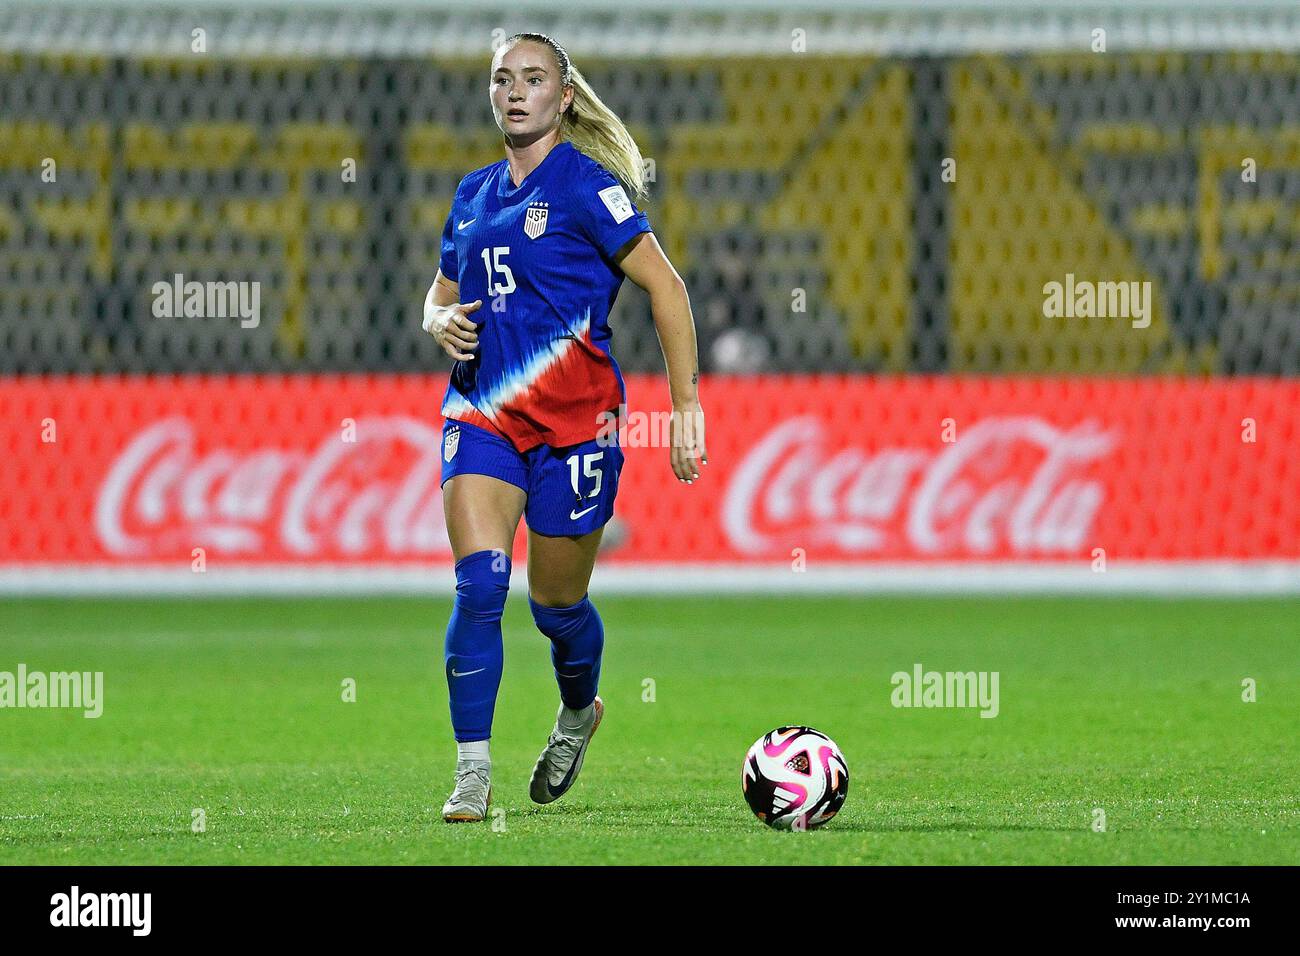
left=95, top=417, right=449, bottom=558
left=723, top=416, right=1117, bottom=556
left=93, top=412, right=1118, bottom=562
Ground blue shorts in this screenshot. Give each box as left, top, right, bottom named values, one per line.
left=439, top=419, right=624, bottom=537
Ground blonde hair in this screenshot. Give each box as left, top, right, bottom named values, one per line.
left=505, top=33, right=647, bottom=204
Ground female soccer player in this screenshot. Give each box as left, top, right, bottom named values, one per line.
left=422, top=33, right=707, bottom=822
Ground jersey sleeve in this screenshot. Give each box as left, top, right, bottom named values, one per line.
left=439, top=187, right=461, bottom=279
left=576, top=166, right=652, bottom=261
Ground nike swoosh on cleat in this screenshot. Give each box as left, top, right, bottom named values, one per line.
left=544, top=698, right=603, bottom=799
left=547, top=740, right=589, bottom=799
left=570, top=504, right=598, bottom=520
left=451, top=667, right=486, bottom=677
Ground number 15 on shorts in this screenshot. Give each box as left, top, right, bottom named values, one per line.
left=567, top=451, right=603, bottom=505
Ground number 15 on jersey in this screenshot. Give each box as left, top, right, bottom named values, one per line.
left=481, top=247, right=516, bottom=296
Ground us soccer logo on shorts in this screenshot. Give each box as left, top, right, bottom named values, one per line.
left=524, top=202, right=548, bottom=239
left=443, top=426, right=460, bottom=462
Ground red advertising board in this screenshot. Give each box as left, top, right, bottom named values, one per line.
left=1, top=375, right=1296, bottom=574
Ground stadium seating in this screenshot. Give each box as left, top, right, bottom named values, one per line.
left=1, top=48, right=1296, bottom=376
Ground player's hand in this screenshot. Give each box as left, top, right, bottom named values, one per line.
left=670, top=401, right=708, bottom=483
left=423, top=298, right=482, bottom=361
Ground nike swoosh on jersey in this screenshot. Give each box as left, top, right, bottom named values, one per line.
left=457, top=218, right=476, bottom=230
left=451, top=667, right=486, bottom=677
left=570, top=504, right=599, bottom=520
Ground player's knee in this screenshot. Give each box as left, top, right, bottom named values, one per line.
left=528, top=592, right=594, bottom=638
left=453, top=549, right=511, bottom=619
left=528, top=587, right=584, bottom=609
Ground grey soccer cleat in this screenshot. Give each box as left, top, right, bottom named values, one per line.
left=442, top=761, right=492, bottom=823
left=529, top=697, right=604, bottom=805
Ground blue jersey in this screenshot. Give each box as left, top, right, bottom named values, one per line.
left=438, top=141, right=652, bottom=451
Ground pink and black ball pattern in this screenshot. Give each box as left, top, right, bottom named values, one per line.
left=741, top=726, right=849, bottom=829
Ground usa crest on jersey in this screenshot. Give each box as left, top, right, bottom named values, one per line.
left=524, top=201, right=548, bottom=239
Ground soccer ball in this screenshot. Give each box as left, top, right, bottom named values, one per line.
left=741, top=726, right=849, bottom=830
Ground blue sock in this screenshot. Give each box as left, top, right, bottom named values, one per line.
left=529, top=594, right=604, bottom=709
left=445, top=550, right=510, bottom=742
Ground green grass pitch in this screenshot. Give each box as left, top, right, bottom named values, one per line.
left=1, top=594, right=1297, bottom=865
